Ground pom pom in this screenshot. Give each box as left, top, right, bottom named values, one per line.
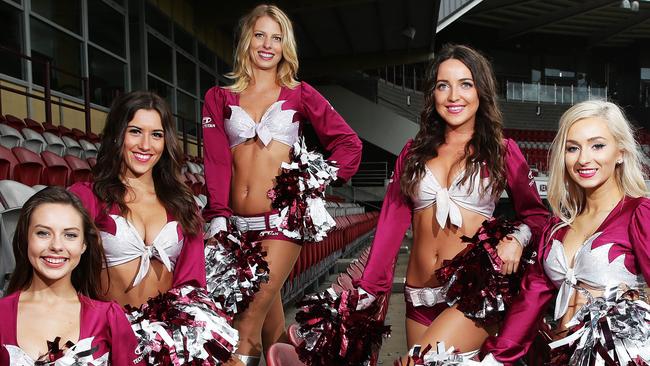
left=21, top=336, right=108, bottom=365
left=397, top=343, right=500, bottom=366
left=205, top=227, right=269, bottom=316
left=548, top=284, right=650, bottom=366
left=267, top=137, right=338, bottom=242
left=435, top=217, right=536, bottom=325
left=125, top=285, right=238, bottom=365
left=294, top=288, right=391, bottom=366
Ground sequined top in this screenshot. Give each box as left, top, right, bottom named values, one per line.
left=414, top=165, right=495, bottom=228
left=0, top=292, right=143, bottom=365
left=69, top=182, right=206, bottom=289
left=201, top=82, right=362, bottom=221
left=482, top=197, right=650, bottom=365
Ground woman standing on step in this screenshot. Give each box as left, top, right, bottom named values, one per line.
left=201, top=4, right=362, bottom=365
left=356, top=44, right=548, bottom=360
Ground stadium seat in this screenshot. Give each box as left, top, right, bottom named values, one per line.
left=42, top=132, right=67, bottom=156
left=0, top=145, right=17, bottom=180
left=42, top=122, right=60, bottom=136
left=71, top=128, right=86, bottom=140
left=0, top=180, right=36, bottom=290
left=21, top=128, right=46, bottom=153
left=265, top=343, right=305, bottom=366
left=41, top=151, right=71, bottom=186
left=87, top=157, right=97, bottom=168
left=11, top=147, right=44, bottom=186
left=23, top=118, right=44, bottom=133
left=64, top=154, right=92, bottom=184
left=3, top=114, right=26, bottom=131
left=0, top=124, right=24, bottom=149
left=79, top=139, right=98, bottom=158
left=61, top=136, right=84, bottom=158
left=58, top=125, right=75, bottom=138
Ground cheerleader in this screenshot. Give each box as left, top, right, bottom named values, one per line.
left=201, top=4, right=362, bottom=364
left=481, top=101, right=650, bottom=365
left=0, top=187, right=142, bottom=365
left=70, top=91, right=237, bottom=365
left=355, top=44, right=548, bottom=362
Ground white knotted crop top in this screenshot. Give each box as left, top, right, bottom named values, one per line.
left=224, top=100, right=299, bottom=148
left=413, top=165, right=495, bottom=228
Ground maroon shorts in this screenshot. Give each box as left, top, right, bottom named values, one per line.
left=405, top=300, right=448, bottom=327
left=233, top=210, right=303, bottom=245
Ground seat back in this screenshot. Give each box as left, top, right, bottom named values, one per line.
left=0, top=124, right=24, bottom=149
left=0, top=145, right=17, bottom=180
left=3, top=114, right=26, bottom=131
left=21, top=128, right=46, bottom=154
left=0, top=180, right=36, bottom=286
left=24, top=118, right=44, bottom=133
left=61, top=136, right=83, bottom=158
left=11, top=147, right=44, bottom=186
left=79, top=139, right=98, bottom=159
left=64, top=154, right=92, bottom=184
left=41, top=151, right=71, bottom=186
left=42, top=132, right=67, bottom=156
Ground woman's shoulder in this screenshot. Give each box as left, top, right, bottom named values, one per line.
left=79, top=295, right=124, bottom=319
left=0, top=291, right=19, bottom=310
left=68, top=181, right=94, bottom=195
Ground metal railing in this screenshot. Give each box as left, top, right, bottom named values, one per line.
left=350, top=161, right=388, bottom=187
left=506, top=81, right=608, bottom=105
left=0, top=45, right=91, bottom=132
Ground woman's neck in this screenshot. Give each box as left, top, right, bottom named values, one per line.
left=445, top=126, right=474, bottom=145
left=250, top=67, right=278, bottom=90
left=122, top=174, right=155, bottom=194
left=23, top=273, right=77, bottom=303
left=583, top=182, right=624, bottom=215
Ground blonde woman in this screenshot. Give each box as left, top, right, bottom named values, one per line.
left=201, top=4, right=362, bottom=364
left=481, top=100, right=650, bottom=365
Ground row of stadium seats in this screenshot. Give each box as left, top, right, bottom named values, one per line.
left=1, top=114, right=100, bottom=142
left=0, top=145, right=93, bottom=186
left=281, top=211, right=378, bottom=301
left=0, top=122, right=99, bottom=159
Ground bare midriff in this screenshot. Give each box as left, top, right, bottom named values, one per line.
left=230, top=139, right=292, bottom=215
left=101, top=260, right=174, bottom=307
left=406, top=205, right=490, bottom=288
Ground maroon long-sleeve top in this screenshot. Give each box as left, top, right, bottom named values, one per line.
left=358, top=138, right=549, bottom=296
left=0, top=291, right=143, bottom=365
left=201, top=81, right=363, bottom=221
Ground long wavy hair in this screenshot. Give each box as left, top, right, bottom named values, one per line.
left=7, top=187, right=105, bottom=298
left=93, top=91, right=201, bottom=236
left=547, top=100, right=647, bottom=228
left=401, top=44, right=506, bottom=199
left=226, top=4, right=300, bottom=92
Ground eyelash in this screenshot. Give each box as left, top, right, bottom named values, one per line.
left=565, top=143, right=606, bottom=153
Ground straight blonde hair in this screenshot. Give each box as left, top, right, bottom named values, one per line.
left=226, top=4, right=300, bottom=92
left=547, top=100, right=647, bottom=228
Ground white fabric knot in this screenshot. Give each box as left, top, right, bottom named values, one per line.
left=555, top=266, right=577, bottom=320
left=435, top=188, right=463, bottom=228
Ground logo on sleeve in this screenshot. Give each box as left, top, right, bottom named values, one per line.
left=202, top=116, right=215, bottom=128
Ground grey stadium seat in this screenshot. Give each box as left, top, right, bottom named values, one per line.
left=0, top=180, right=36, bottom=291
left=61, top=136, right=84, bottom=158
left=21, top=128, right=47, bottom=153
left=0, top=124, right=24, bottom=149
left=43, top=132, right=66, bottom=156
left=79, top=139, right=98, bottom=159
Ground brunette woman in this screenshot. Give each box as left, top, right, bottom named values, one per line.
left=0, top=187, right=142, bottom=365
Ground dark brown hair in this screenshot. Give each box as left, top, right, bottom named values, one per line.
left=93, top=91, right=202, bottom=235
left=7, top=187, right=105, bottom=298
left=401, top=44, right=506, bottom=199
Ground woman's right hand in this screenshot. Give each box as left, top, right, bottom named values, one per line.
left=355, top=287, right=377, bottom=311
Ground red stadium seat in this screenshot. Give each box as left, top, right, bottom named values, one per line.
left=41, top=151, right=70, bottom=186
left=64, top=154, right=92, bottom=184
left=0, top=145, right=17, bottom=180
left=4, top=114, right=26, bottom=131
left=42, top=122, right=61, bottom=136
left=87, top=157, right=97, bottom=168
left=71, top=128, right=86, bottom=140
left=24, top=118, right=44, bottom=133
left=58, top=125, right=75, bottom=139
left=11, top=147, right=44, bottom=186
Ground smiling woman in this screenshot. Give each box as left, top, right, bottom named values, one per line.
left=0, top=187, right=143, bottom=365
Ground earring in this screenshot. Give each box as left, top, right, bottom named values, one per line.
left=616, top=159, right=623, bottom=165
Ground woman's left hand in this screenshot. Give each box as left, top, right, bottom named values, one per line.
left=496, top=235, right=523, bottom=275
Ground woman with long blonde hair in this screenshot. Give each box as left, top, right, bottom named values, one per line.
left=201, top=4, right=362, bottom=364
left=481, top=100, right=650, bottom=365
